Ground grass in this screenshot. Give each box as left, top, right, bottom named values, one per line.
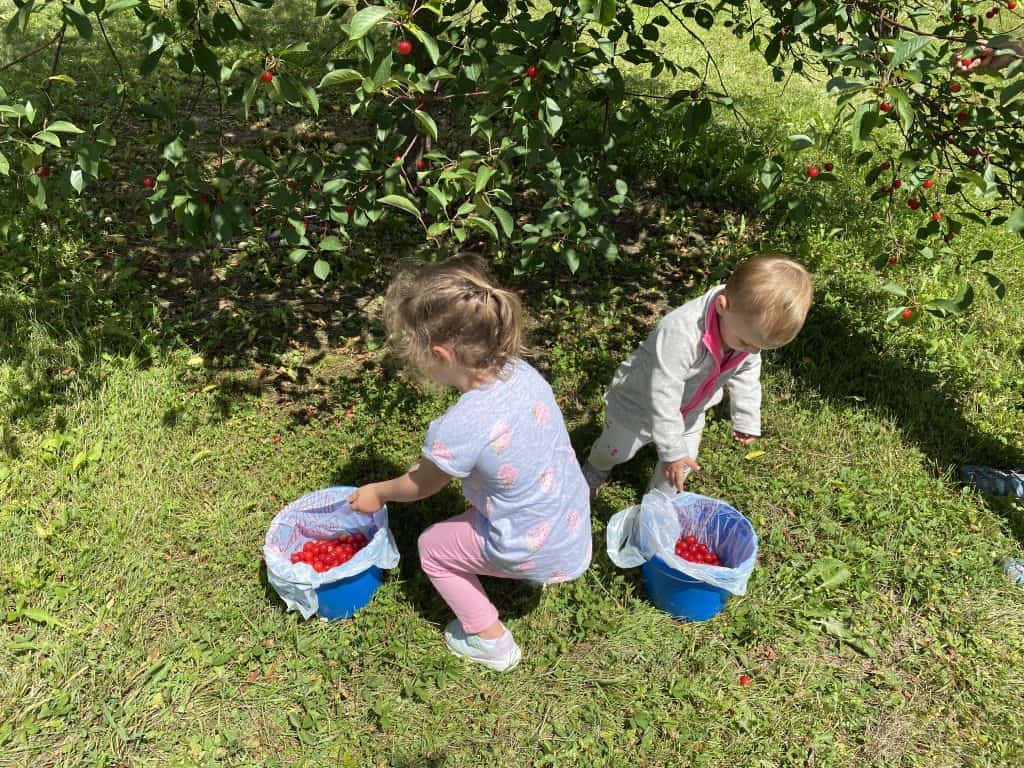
left=3, top=4, right=1024, bottom=768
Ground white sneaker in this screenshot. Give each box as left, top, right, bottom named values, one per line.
left=444, top=620, right=522, bottom=672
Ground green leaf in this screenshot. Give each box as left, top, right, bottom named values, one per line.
left=62, top=2, right=94, bottom=39
left=881, top=282, right=908, bottom=297
left=45, top=120, right=83, bottom=134
left=22, top=608, right=64, bottom=627
left=598, top=0, right=615, bottom=24
left=0, top=151, right=8, bottom=176
left=788, top=134, right=814, bottom=151
left=348, top=6, right=389, bottom=40
left=70, top=168, right=84, bottom=193
left=1007, top=207, right=1024, bottom=236
left=378, top=194, right=421, bottom=218
left=319, top=235, right=343, bottom=251
left=103, top=0, right=142, bottom=15
left=318, top=68, right=362, bottom=88
left=34, top=131, right=61, bottom=147
left=193, top=44, right=220, bottom=80
left=1000, top=79, right=1024, bottom=106
left=891, top=35, right=931, bottom=68
left=474, top=165, right=496, bottom=193
left=313, top=259, right=331, bottom=280
left=491, top=205, right=513, bottom=237
left=805, top=558, right=851, bottom=591
left=413, top=109, right=438, bottom=141
left=406, top=23, right=440, bottom=64
left=468, top=215, right=498, bottom=241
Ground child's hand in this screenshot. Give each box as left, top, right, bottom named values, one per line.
left=733, top=431, right=757, bottom=445
left=347, top=484, right=385, bottom=514
left=664, top=456, right=701, bottom=492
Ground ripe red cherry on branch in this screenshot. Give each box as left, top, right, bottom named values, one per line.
left=35, top=164, right=52, bottom=178
left=397, top=39, right=413, bottom=56
left=881, top=160, right=892, bottom=171
left=922, top=179, right=934, bottom=189
left=143, top=177, right=154, bottom=188
left=944, top=233, right=955, bottom=242
left=879, top=101, right=893, bottom=112
left=526, top=65, right=539, bottom=79
left=1009, top=1, right=1018, bottom=9
left=957, top=110, right=969, bottom=122
left=932, top=212, right=943, bottom=221
left=260, top=71, right=274, bottom=83
left=892, top=178, right=902, bottom=189
left=416, top=159, right=426, bottom=170
left=806, top=166, right=820, bottom=178
left=950, top=83, right=962, bottom=93
left=690, top=89, right=700, bottom=100
left=824, top=162, right=834, bottom=172
left=902, top=308, right=914, bottom=319
left=907, top=198, right=921, bottom=209
left=345, top=206, right=355, bottom=216
left=888, top=256, right=898, bottom=265
left=739, top=674, right=752, bottom=686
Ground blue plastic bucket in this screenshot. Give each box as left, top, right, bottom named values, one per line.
left=641, top=556, right=731, bottom=621
left=314, top=565, right=383, bottom=620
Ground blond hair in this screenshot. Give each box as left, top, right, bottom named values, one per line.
left=384, top=255, right=525, bottom=377
left=725, top=255, right=813, bottom=347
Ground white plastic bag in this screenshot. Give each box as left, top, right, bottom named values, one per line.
left=263, top=487, right=400, bottom=618
left=606, top=490, right=757, bottom=595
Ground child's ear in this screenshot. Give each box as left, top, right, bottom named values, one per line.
left=715, top=292, right=730, bottom=314
left=431, top=344, right=456, bottom=366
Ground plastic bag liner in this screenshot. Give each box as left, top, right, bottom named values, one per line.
left=606, top=490, right=757, bottom=596
left=264, top=487, right=400, bottom=618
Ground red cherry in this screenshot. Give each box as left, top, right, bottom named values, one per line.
left=932, top=212, right=943, bottom=221
left=397, top=39, right=413, bottom=56
left=888, top=256, right=898, bottom=265
left=272, top=434, right=281, bottom=444
left=260, top=71, right=274, bottom=84
left=34, top=164, right=52, bottom=178
left=143, top=177, right=155, bottom=188
left=526, top=65, right=539, bottom=79
left=968, top=15, right=977, bottom=22
left=892, top=179, right=902, bottom=189
left=907, top=198, right=921, bottom=210
left=393, top=154, right=402, bottom=164
left=739, top=674, right=752, bottom=686
left=881, top=185, right=891, bottom=194
left=902, top=308, right=914, bottom=319
left=685, top=535, right=697, bottom=546
left=969, top=147, right=981, bottom=157
left=957, top=111, right=969, bottom=122
left=950, top=83, right=962, bottom=93
left=345, top=206, right=355, bottom=216
left=690, top=90, right=700, bottom=100
left=824, top=162, right=834, bottom=172
left=879, top=101, right=893, bottom=112
left=986, top=8, right=997, bottom=17
left=944, top=233, right=955, bottom=242
left=806, top=166, right=820, bottom=179
left=960, top=56, right=972, bottom=66
left=696, top=543, right=708, bottom=555
left=1009, top=1, right=1018, bottom=9
left=303, top=541, right=315, bottom=553
left=290, top=552, right=301, bottom=564
left=416, top=159, right=426, bottom=170
left=880, top=160, right=892, bottom=171
left=922, top=179, right=934, bottom=189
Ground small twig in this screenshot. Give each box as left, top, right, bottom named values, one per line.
left=0, top=29, right=63, bottom=74
left=96, top=13, right=128, bottom=125
left=41, top=22, right=68, bottom=120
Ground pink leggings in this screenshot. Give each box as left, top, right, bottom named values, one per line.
left=418, top=511, right=511, bottom=634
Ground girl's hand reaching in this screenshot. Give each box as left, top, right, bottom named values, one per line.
left=347, top=484, right=385, bottom=515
